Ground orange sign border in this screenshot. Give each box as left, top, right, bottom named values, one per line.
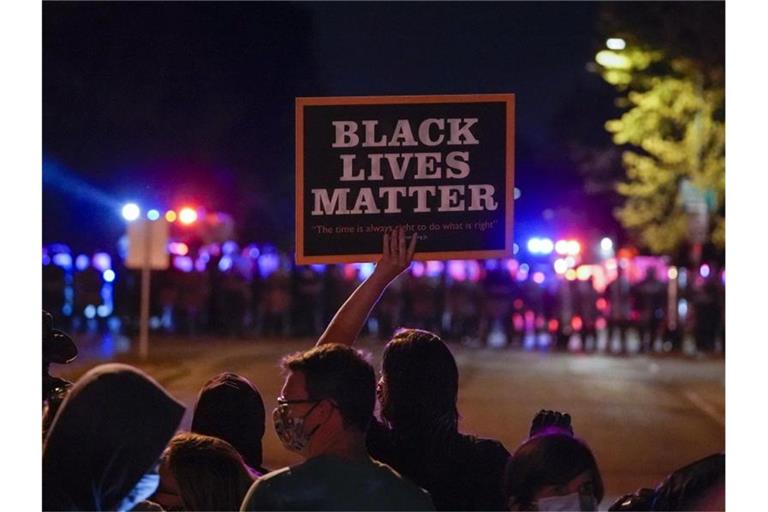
left=295, top=93, right=515, bottom=264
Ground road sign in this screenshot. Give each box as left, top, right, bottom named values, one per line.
left=125, top=219, right=170, bottom=270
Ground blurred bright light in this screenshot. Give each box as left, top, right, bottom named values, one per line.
left=97, top=305, right=110, bottom=318
left=168, top=242, right=189, bottom=256
left=411, top=261, right=425, bottom=278
left=84, top=305, right=96, bottom=319
left=165, top=210, right=177, bottom=223
left=668, top=267, right=678, bottom=280
left=103, top=269, right=116, bottom=283
left=53, top=253, right=72, bottom=269
left=595, top=50, right=631, bottom=70
left=218, top=256, right=233, bottom=272
left=565, top=269, right=577, bottom=281
left=121, top=203, right=140, bottom=222
left=147, top=209, right=161, bottom=221
left=75, top=254, right=90, bottom=271
left=564, top=256, right=576, bottom=268
left=700, top=264, right=711, bottom=278
left=513, top=243, right=519, bottom=255
left=92, top=252, right=111, bottom=272
left=174, top=256, right=194, bottom=273
left=359, top=262, right=376, bottom=279
left=600, top=237, right=613, bottom=252
left=426, top=260, right=445, bottom=277
left=567, top=241, right=581, bottom=255
left=222, top=240, right=239, bottom=255
left=606, top=38, right=626, bottom=50
left=179, top=207, right=198, bottom=225
left=554, top=258, right=568, bottom=274
left=532, top=272, right=545, bottom=284
left=448, top=260, right=466, bottom=282
left=527, top=237, right=553, bottom=255
left=555, top=240, right=569, bottom=255
left=576, top=266, right=592, bottom=281
left=514, top=187, right=522, bottom=200
left=571, top=316, right=583, bottom=331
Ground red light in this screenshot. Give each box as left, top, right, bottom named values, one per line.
left=596, top=298, right=608, bottom=311
left=571, top=315, right=583, bottom=331
left=548, top=319, right=559, bottom=332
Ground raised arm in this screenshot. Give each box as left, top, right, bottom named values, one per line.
left=316, top=226, right=417, bottom=347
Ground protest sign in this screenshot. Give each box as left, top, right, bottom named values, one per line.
left=296, top=94, right=514, bottom=264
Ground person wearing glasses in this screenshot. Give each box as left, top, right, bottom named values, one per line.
left=240, top=343, right=433, bottom=511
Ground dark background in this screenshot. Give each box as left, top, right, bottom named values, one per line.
left=43, top=2, right=622, bottom=254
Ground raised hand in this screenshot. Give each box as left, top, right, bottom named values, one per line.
left=374, top=226, right=418, bottom=283
left=529, top=409, right=574, bottom=438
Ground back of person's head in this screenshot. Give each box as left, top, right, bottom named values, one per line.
left=504, top=433, right=604, bottom=511
left=381, top=328, right=459, bottom=433
left=164, top=432, right=254, bottom=511
left=43, top=363, right=185, bottom=512
left=190, top=372, right=266, bottom=470
left=651, top=453, right=724, bottom=511
left=281, top=344, right=375, bottom=433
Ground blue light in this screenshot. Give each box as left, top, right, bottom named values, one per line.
left=174, top=256, right=194, bottom=273
left=121, top=203, right=141, bottom=222
left=92, top=252, right=111, bottom=272
left=147, top=209, right=161, bottom=221
left=103, top=269, right=116, bottom=283
left=75, top=254, right=90, bottom=271
left=53, top=253, right=72, bottom=269
left=218, top=256, right=233, bottom=272
left=84, top=305, right=96, bottom=319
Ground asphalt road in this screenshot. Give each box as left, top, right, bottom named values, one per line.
left=56, top=333, right=725, bottom=508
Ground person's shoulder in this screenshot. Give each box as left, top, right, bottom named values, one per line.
left=240, top=466, right=294, bottom=509
left=455, top=432, right=511, bottom=462
left=368, top=459, right=435, bottom=510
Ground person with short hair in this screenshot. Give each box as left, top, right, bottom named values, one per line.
left=316, top=228, right=511, bottom=510
left=162, top=432, right=254, bottom=512
left=240, top=343, right=434, bottom=511
left=504, top=433, right=604, bottom=511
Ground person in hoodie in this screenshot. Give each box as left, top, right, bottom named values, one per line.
left=43, top=363, right=185, bottom=511
left=190, top=372, right=269, bottom=476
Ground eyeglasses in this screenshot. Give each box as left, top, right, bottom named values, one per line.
left=276, top=396, right=320, bottom=406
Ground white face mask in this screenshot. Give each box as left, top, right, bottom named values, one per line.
left=536, top=491, right=596, bottom=511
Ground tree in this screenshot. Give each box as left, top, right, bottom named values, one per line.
left=595, top=4, right=724, bottom=255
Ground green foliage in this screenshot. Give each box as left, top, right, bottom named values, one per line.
left=596, top=29, right=724, bottom=255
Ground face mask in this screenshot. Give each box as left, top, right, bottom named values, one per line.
left=115, top=465, right=160, bottom=512
left=536, top=491, right=596, bottom=512
left=273, top=401, right=321, bottom=454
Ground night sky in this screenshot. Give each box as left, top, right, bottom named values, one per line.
left=43, top=2, right=623, bottom=254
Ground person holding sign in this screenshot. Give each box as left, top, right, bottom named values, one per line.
left=316, top=227, right=511, bottom=511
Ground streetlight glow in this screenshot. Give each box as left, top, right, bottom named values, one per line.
left=606, top=38, right=626, bottom=50
left=595, top=50, right=631, bottom=70
left=147, top=209, right=160, bottom=221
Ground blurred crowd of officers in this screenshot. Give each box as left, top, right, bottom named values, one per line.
left=43, top=252, right=725, bottom=355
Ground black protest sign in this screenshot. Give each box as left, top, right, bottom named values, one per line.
left=296, top=94, right=514, bottom=264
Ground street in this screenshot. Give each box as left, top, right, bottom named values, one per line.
left=56, top=333, right=725, bottom=507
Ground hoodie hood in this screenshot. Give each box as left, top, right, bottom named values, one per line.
left=43, top=363, right=185, bottom=511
